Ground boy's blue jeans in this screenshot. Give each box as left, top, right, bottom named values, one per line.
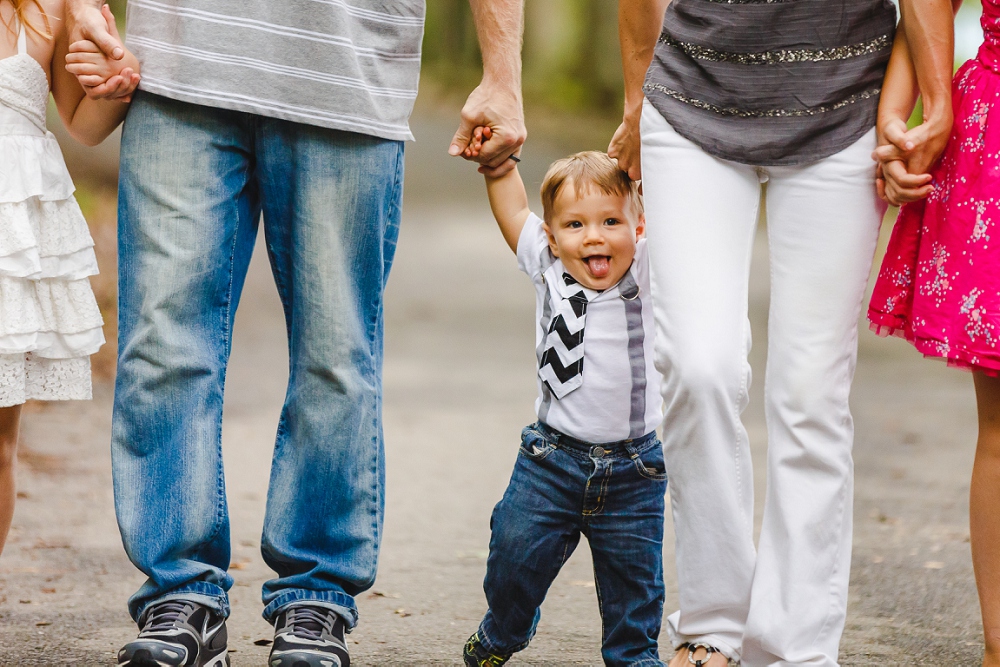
left=112, top=92, right=403, bottom=626
left=479, top=422, right=668, bottom=666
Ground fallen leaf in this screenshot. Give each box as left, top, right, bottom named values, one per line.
left=41, top=587, right=56, bottom=594
left=253, top=639, right=272, bottom=647
left=394, top=608, right=411, bottom=618
left=229, top=558, right=251, bottom=571
left=19, top=599, right=30, bottom=604
left=367, top=590, right=400, bottom=599
left=35, top=621, right=51, bottom=627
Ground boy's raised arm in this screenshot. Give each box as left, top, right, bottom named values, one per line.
left=485, top=167, right=531, bottom=254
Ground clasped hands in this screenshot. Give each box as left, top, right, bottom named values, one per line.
left=874, top=111, right=953, bottom=206
left=64, top=3, right=140, bottom=102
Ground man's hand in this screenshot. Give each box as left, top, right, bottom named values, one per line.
left=66, top=2, right=137, bottom=100
left=449, top=82, right=525, bottom=177
left=608, top=112, right=642, bottom=181
left=450, top=0, right=526, bottom=178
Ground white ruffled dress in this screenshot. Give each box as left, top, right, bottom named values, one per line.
left=0, top=24, right=104, bottom=407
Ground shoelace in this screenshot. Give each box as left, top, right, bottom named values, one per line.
left=142, top=601, right=195, bottom=633
left=286, top=606, right=336, bottom=641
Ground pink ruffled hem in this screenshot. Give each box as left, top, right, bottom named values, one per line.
left=868, top=311, right=1000, bottom=377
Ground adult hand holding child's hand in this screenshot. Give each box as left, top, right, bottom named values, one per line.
left=66, top=2, right=139, bottom=101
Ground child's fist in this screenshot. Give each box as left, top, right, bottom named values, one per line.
left=463, top=126, right=493, bottom=159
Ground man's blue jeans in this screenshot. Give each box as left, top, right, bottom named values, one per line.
left=113, top=93, right=403, bottom=626
left=478, top=422, right=668, bottom=666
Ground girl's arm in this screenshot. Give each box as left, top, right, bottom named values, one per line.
left=52, top=5, right=138, bottom=146
left=876, top=0, right=963, bottom=204
left=877, top=20, right=936, bottom=204
left=607, top=0, right=671, bottom=181
left=897, top=0, right=960, bottom=173
left=484, top=166, right=530, bottom=254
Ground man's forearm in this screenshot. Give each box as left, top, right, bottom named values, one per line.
left=619, top=0, right=671, bottom=120
left=899, top=0, right=955, bottom=124
left=468, top=0, right=523, bottom=94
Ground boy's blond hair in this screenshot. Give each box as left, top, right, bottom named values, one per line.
left=540, top=151, right=642, bottom=225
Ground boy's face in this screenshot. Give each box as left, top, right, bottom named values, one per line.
left=545, top=180, right=644, bottom=291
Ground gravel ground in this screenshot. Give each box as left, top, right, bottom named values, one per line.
left=0, top=112, right=985, bottom=666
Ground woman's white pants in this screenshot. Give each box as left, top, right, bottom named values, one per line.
left=640, top=101, right=885, bottom=667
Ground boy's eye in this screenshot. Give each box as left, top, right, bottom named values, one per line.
left=567, top=220, right=583, bottom=228
left=604, top=218, right=620, bottom=226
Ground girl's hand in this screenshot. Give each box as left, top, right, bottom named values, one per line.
left=608, top=115, right=641, bottom=182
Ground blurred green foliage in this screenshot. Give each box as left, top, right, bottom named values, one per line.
left=423, top=0, right=624, bottom=115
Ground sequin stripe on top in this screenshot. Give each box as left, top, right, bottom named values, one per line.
left=644, top=0, right=896, bottom=166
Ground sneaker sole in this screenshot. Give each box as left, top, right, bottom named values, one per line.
left=120, top=651, right=230, bottom=667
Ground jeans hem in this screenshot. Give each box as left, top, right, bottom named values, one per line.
left=133, top=585, right=230, bottom=624
left=477, top=623, right=530, bottom=656
left=263, top=590, right=359, bottom=628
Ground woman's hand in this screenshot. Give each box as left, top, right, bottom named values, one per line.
left=608, top=112, right=642, bottom=181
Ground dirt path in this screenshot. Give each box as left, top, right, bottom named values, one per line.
left=0, top=115, right=985, bottom=665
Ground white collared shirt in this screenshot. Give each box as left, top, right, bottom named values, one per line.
left=517, top=213, right=663, bottom=443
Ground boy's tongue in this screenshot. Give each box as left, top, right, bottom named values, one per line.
left=585, top=256, right=610, bottom=278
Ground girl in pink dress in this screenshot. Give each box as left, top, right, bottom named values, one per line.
left=870, top=1, right=1000, bottom=663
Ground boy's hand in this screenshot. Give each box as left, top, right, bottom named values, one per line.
left=463, top=126, right=520, bottom=169
left=65, top=5, right=139, bottom=101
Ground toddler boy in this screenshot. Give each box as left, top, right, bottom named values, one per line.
left=463, top=149, right=667, bottom=667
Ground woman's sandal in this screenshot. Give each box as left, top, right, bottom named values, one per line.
left=676, top=642, right=735, bottom=667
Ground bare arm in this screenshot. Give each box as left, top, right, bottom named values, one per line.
left=875, top=19, right=936, bottom=204
left=484, top=167, right=530, bottom=254
left=53, top=6, right=138, bottom=146
left=449, top=0, right=526, bottom=178
left=607, top=0, right=671, bottom=180
left=887, top=0, right=960, bottom=172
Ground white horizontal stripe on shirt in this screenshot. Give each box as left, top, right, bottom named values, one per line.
left=305, top=0, right=424, bottom=26
left=139, top=76, right=413, bottom=135
left=129, top=0, right=422, bottom=61
left=129, top=36, right=418, bottom=100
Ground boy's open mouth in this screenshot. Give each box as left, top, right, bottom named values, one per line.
left=584, top=255, right=611, bottom=279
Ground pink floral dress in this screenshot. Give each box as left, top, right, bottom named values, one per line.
left=868, top=0, right=1000, bottom=374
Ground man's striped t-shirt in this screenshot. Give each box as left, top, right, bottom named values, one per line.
left=125, top=0, right=425, bottom=141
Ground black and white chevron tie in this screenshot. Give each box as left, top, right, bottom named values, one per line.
left=539, top=273, right=588, bottom=399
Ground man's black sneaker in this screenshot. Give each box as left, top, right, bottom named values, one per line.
left=463, top=632, right=511, bottom=667
left=118, top=599, right=229, bottom=667
left=268, top=604, right=351, bottom=667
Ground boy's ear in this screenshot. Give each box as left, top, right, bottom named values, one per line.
left=634, top=213, right=646, bottom=240
left=543, top=224, right=560, bottom=257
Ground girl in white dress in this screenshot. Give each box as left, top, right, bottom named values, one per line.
left=0, top=0, right=138, bottom=554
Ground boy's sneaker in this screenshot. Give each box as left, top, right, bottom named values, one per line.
left=268, top=604, right=351, bottom=667
left=117, top=599, right=229, bottom=667
left=463, top=632, right=511, bottom=667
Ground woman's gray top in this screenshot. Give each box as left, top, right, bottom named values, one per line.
left=644, top=0, right=897, bottom=166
